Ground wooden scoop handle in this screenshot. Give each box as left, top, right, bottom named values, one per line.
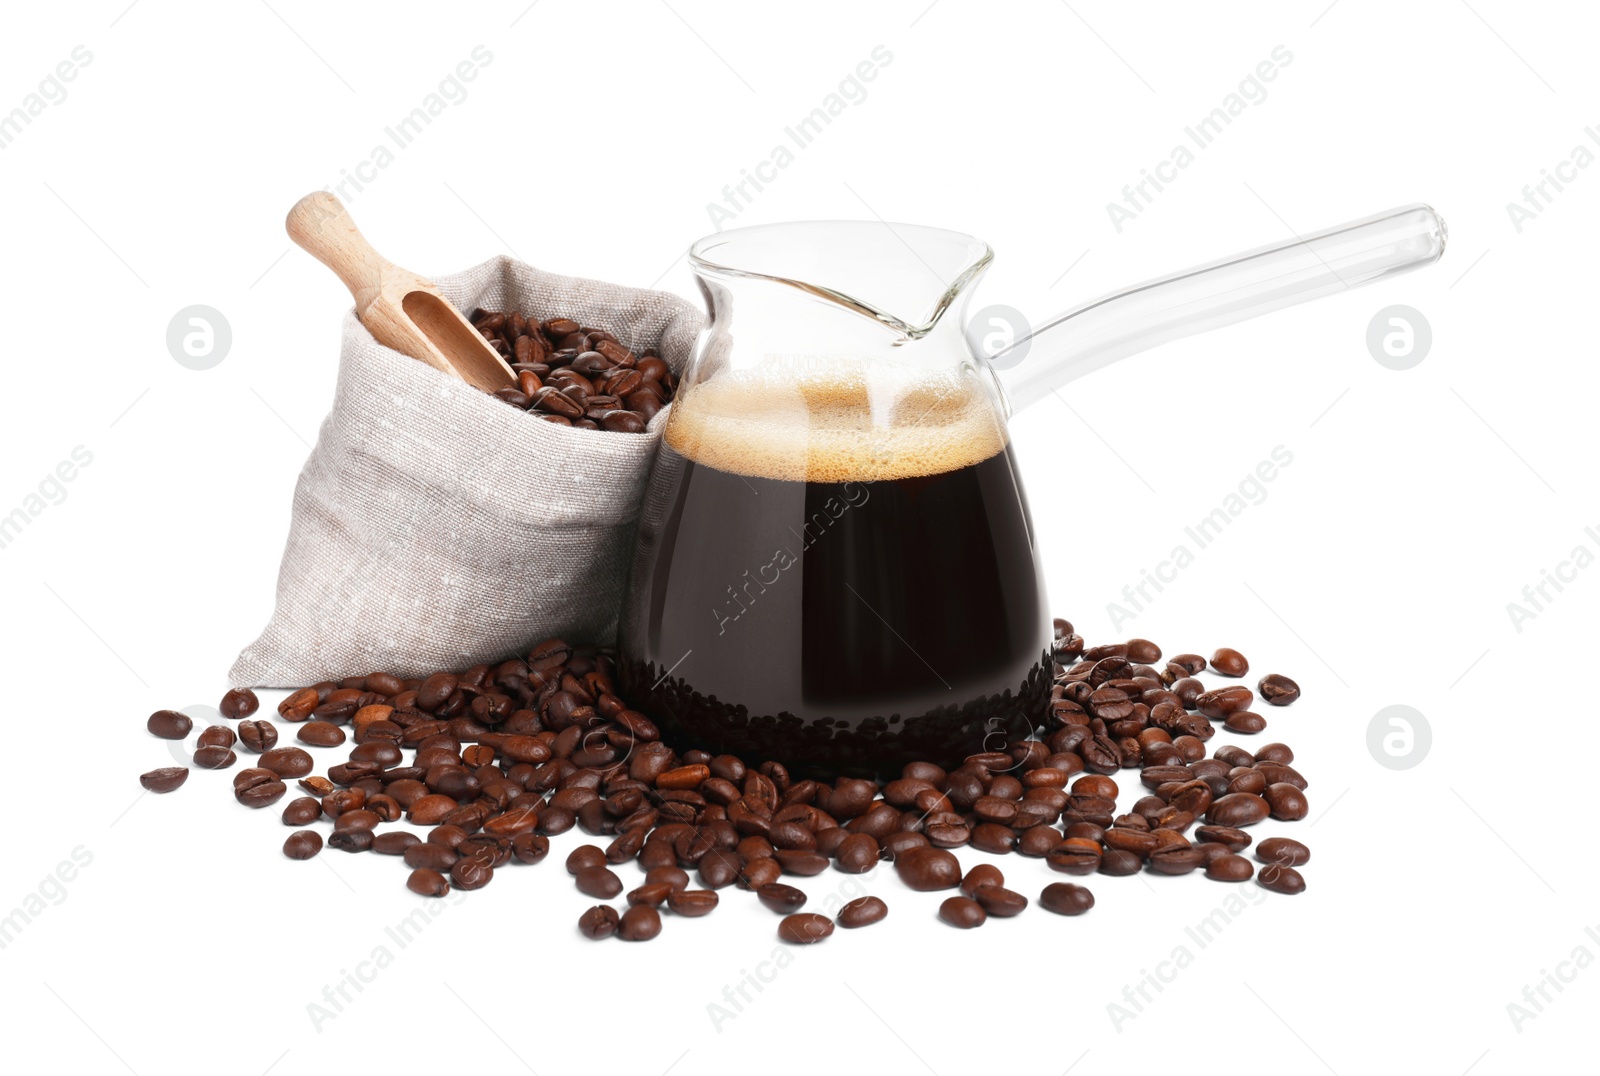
left=285, top=192, right=515, bottom=391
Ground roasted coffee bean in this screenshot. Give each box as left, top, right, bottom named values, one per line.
left=450, top=856, right=494, bottom=890
left=894, top=847, right=962, bottom=891
left=757, top=883, right=809, bottom=914
left=259, top=747, right=314, bottom=779
left=1098, top=849, right=1143, bottom=875
left=237, top=720, right=278, bottom=753
left=1256, top=836, right=1310, bottom=866
left=1257, top=673, right=1301, bottom=705
left=1206, top=793, right=1270, bottom=827
left=193, top=745, right=237, bottom=770
left=834, top=833, right=879, bottom=874
left=1255, top=742, right=1295, bottom=764
left=667, top=889, right=720, bottom=917
left=778, top=912, right=834, bottom=944
left=959, top=864, right=1006, bottom=897
left=1196, top=686, right=1253, bottom=719
left=1257, top=863, right=1307, bottom=894
left=974, top=885, right=1028, bottom=917
left=1126, top=639, right=1162, bottom=664
left=139, top=766, right=188, bottom=793
left=281, top=797, right=322, bottom=826
left=407, top=868, right=450, bottom=897
left=1206, top=854, right=1254, bottom=881
left=575, top=865, right=623, bottom=898
left=1046, top=838, right=1102, bottom=875
left=147, top=709, right=192, bottom=739
left=283, top=831, right=322, bottom=859
left=938, top=896, right=987, bottom=929
left=298, top=721, right=346, bottom=747
left=221, top=688, right=260, bottom=719
left=627, top=882, right=675, bottom=908
left=617, top=905, right=662, bottom=941
left=578, top=905, right=620, bottom=939
left=1225, top=711, right=1267, bottom=734
left=1194, top=825, right=1253, bottom=852
left=403, top=843, right=457, bottom=872
left=773, top=850, right=829, bottom=876
left=329, top=829, right=374, bottom=853
left=1264, top=783, right=1310, bottom=821
left=373, top=831, right=420, bottom=856
left=1210, top=648, right=1249, bottom=677
left=1147, top=844, right=1205, bottom=875
left=1039, top=882, right=1095, bottom=915
left=837, top=895, right=889, bottom=929
left=197, top=725, right=236, bottom=749
left=233, top=768, right=287, bottom=808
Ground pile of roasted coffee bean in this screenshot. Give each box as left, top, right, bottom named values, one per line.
left=469, top=308, right=676, bottom=433
left=138, top=619, right=1310, bottom=942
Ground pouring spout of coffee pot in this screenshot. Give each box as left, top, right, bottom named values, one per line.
left=990, top=203, right=1447, bottom=414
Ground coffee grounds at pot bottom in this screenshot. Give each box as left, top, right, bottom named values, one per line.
left=140, top=621, right=1307, bottom=941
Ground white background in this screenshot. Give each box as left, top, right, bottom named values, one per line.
left=1, top=1, right=1593, bottom=1073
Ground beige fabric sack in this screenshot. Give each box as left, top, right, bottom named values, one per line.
left=230, top=255, right=700, bottom=687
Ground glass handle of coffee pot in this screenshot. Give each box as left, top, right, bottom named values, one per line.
left=994, top=203, right=1447, bottom=414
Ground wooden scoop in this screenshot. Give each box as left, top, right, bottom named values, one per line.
left=285, top=192, right=516, bottom=392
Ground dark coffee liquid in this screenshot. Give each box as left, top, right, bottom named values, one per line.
left=619, top=436, right=1051, bottom=778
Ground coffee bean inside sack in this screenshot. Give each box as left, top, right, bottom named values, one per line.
left=141, top=622, right=1310, bottom=941
left=469, top=309, right=677, bottom=432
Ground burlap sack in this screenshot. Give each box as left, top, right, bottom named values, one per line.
left=230, top=255, right=701, bottom=687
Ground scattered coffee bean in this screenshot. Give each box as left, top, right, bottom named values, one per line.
left=237, top=720, right=278, bottom=753
left=407, top=868, right=450, bottom=897
left=895, top=847, right=962, bottom=891
left=221, top=688, right=260, bottom=719
left=283, top=831, right=322, bottom=859
left=575, top=865, right=622, bottom=898
left=578, top=905, right=620, bottom=939
left=618, top=905, right=662, bottom=941
left=1205, top=854, right=1254, bottom=881
left=233, top=768, right=287, bottom=809
left=450, top=856, right=493, bottom=890
left=974, top=885, right=1028, bottom=917
left=281, top=797, right=322, bottom=826
left=139, top=766, right=188, bottom=793
left=259, top=747, right=314, bottom=779
left=197, top=725, right=236, bottom=749
left=147, top=710, right=192, bottom=739
left=1256, top=836, right=1310, bottom=866
left=757, top=883, right=809, bottom=914
left=1265, top=783, right=1309, bottom=821
left=373, top=831, right=420, bottom=856
left=1257, top=863, right=1306, bottom=894
left=1039, top=882, right=1095, bottom=915
left=1210, top=648, right=1249, bottom=677
left=837, top=895, right=889, bottom=929
left=297, top=721, right=346, bottom=747
left=938, top=896, right=987, bottom=928
left=667, top=889, right=719, bottom=917
left=960, top=863, right=1005, bottom=897
left=1257, top=673, right=1300, bottom=705
left=1225, top=711, right=1267, bottom=734
left=778, top=912, right=834, bottom=944
left=193, top=745, right=237, bottom=770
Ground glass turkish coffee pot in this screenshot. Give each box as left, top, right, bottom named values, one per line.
left=620, top=206, right=1445, bottom=777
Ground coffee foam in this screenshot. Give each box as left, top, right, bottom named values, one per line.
left=664, top=369, right=1008, bottom=482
